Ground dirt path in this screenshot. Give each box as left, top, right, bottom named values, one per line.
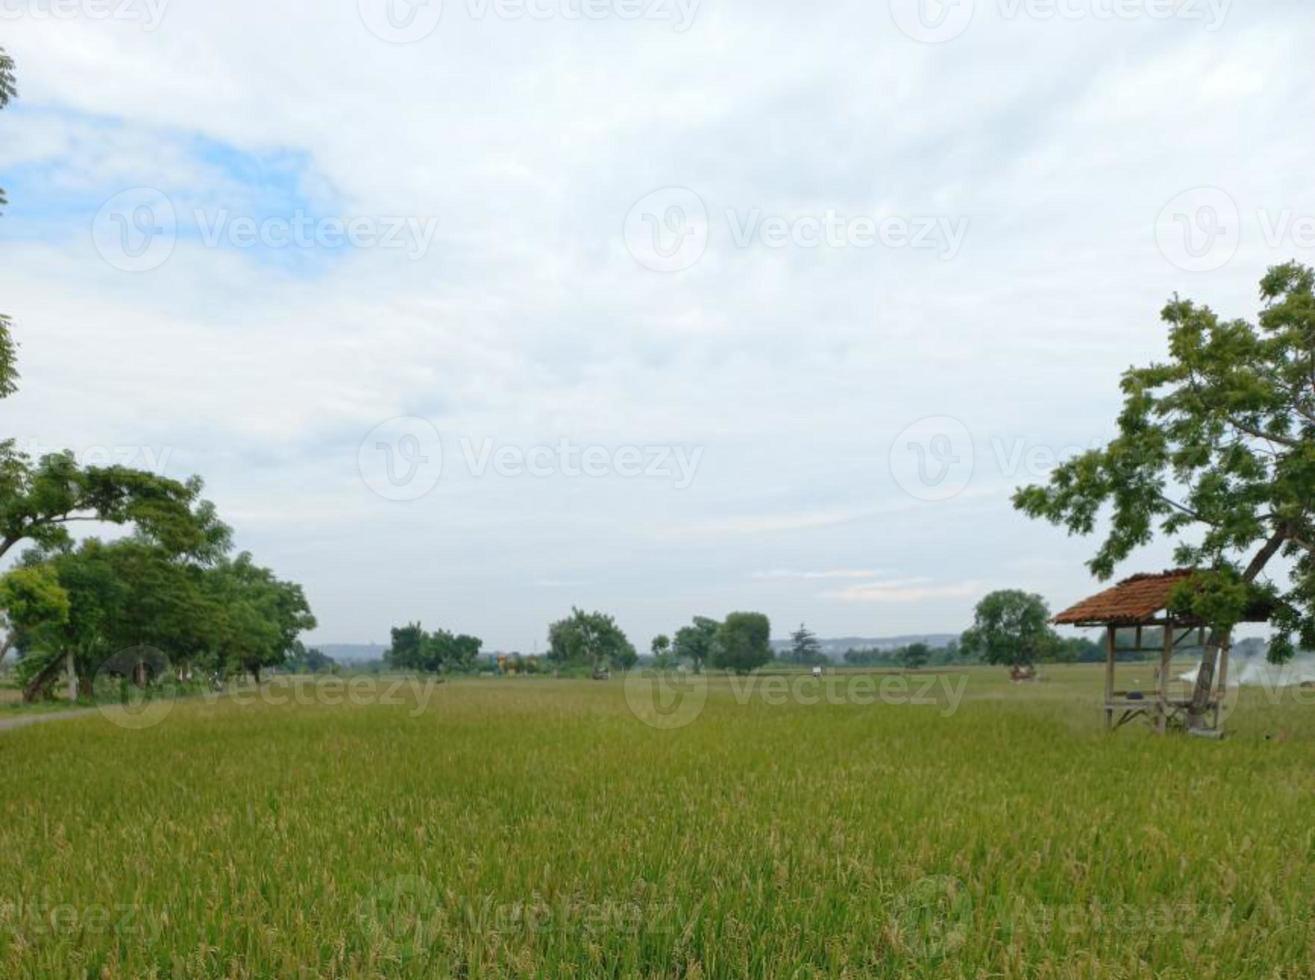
left=0, top=706, right=102, bottom=732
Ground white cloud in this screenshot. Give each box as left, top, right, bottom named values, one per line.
left=1, top=2, right=1310, bottom=647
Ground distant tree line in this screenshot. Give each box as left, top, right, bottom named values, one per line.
left=384, top=623, right=483, bottom=674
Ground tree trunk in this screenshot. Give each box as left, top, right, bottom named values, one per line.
left=1188, top=528, right=1287, bottom=726
left=0, top=633, right=13, bottom=667
left=65, top=651, right=77, bottom=702
left=22, top=654, right=65, bottom=703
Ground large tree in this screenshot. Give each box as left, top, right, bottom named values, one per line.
left=959, top=590, right=1059, bottom=672
left=788, top=622, right=824, bottom=665
left=673, top=616, right=719, bottom=674
left=547, top=608, right=637, bottom=672
left=712, top=612, right=772, bottom=674
left=1015, top=263, right=1315, bottom=721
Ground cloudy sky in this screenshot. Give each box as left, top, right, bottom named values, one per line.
left=1, top=0, right=1312, bottom=650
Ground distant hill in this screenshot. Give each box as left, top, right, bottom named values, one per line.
left=316, top=643, right=388, bottom=664
left=770, top=634, right=959, bottom=659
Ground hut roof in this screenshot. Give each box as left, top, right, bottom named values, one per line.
left=1052, top=570, right=1198, bottom=627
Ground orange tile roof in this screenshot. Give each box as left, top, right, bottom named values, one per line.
left=1053, top=570, right=1198, bottom=626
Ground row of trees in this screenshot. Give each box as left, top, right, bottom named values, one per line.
left=0, top=48, right=316, bottom=702
left=385, top=623, right=483, bottom=674
left=650, top=612, right=773, bottom=675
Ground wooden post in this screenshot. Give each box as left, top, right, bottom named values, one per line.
left=1158, top=620, right=1172, bottom=734
left=1105, top=625, right=1116, bottom=730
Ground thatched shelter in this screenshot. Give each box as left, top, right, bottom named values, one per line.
left=1053, top=570, right=1266, bottom=734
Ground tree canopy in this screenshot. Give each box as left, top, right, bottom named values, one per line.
left=672, top=616, right=719, bottom=673
left=787, top=622, right=824, bottom=665
left=960, top=590, right=1059, bottom=670
left=385, top=622, right=482, bottom=674
left=712, top=611, right=772, bottom=674
left=547, top=608, right=637, bottom=671
left=1015, top=263, right=1315, bottom=662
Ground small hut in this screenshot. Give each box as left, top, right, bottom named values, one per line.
left=1053, top=570, right=1263, bottom=735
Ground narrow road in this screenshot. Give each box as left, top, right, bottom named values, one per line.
left=0, top=706, right=101, bottom=732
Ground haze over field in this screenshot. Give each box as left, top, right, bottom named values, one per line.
left=2, top=2, right=1313, bottom=649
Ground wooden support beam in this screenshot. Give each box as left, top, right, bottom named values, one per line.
left=1158, top=617, right=1172, bottom=734
left=1105, top=625, right=1116, bottom=731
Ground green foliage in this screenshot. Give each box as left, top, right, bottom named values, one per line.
left=385, top=623, right=482, bottom=674
left=787, top=623, right=826, bottom=665
left=1015, top=263, right=1315, bottom=661
left=205, top=553, right=317, bottom=682
left=0, top=317, right=15, bottom=401
left=712, top=611, right=771, bottom=674
left=547, top=607, right=636, bottom=671
left=672, top=616, right=719, bottom=673
left=0, top=449, right=231, bottom=561
left=960, top=590, right=1059, bottom=670
left=0, top=49, right=15, bottom=396
left=0, top=565, right=69, bottom=660
left=899, top=642, right=931, bottom=669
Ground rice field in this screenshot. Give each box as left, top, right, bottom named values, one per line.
left=1, top=664, right=1313, bottom=978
